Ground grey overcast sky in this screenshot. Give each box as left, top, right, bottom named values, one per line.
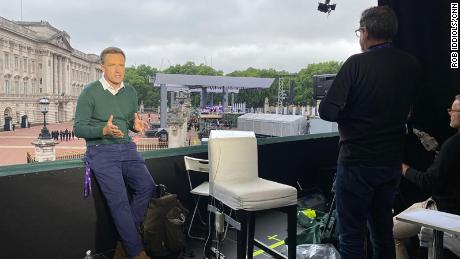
left=1, top=0, right=375, bottom=73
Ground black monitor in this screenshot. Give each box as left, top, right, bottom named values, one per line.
left=312, top=74, right=336, bottom=100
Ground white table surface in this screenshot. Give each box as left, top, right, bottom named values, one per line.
left=396, top=208, right=460, bottom=235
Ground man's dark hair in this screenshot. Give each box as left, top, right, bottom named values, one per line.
left=100, top=47, right=125, bottom=64
left=360, top=6, right=398, bottom=41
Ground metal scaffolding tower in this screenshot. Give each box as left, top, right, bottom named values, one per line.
left=277, top=77, right=290, bottom=114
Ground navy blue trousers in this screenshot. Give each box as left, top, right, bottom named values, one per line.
left=87, top=142, right=155, bottom=257
left=335, top=165, right=401, bottom=259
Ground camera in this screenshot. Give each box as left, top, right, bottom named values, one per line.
left=318, top=0, right=336, bottom=14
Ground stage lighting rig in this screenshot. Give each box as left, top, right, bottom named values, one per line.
left=318, top=0, right=336, bottom=14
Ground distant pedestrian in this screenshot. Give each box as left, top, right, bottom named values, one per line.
left=71, top=131, right=75, bottom=140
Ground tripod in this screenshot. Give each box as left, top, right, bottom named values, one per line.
left=320, top=176, right=337, bottom=244
left=320, top=174, right=373, bottom=258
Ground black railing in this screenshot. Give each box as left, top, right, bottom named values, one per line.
left=0, top=133, right=339, bottom=258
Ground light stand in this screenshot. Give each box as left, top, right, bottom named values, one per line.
left=38, top=97, right=51, bottom=139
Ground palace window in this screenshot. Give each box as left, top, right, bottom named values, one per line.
left=32, top=80, right=36, bottom=95
left=4, top=53, right=9, bottom=69
left=23, top=81, right=28, bottom=95
left=3, top=80, right=9, bottom=94
left=14, top=80, right=19, bottom=94
left=14, top=56, right=18, bottom=70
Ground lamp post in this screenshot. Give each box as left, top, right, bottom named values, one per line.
left=38, top=97, right=51, bottom=139
left=32, top=97, right=57, bottom=162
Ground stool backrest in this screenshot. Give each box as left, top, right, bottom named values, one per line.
left=208, top=130, right=258, bottom=188
left=184, top=156, right=209, bottom=173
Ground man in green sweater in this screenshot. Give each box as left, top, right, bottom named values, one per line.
left=74, top=47, right=154, bottom=259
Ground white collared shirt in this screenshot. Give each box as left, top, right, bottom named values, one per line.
left=99, top=75, right=125, bottom=95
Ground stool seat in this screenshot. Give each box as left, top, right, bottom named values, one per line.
left=211, top=178, right=297, bottom=211
left=191, top=181, right=209, bottom=196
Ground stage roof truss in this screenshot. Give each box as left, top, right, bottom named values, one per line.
left=153, top=73, right=275, bottom=93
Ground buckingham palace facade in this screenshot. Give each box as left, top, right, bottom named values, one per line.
left=0, top=16, right=101, bottom=128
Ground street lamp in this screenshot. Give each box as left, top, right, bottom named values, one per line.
left=38, top=97, right=51, bottom=139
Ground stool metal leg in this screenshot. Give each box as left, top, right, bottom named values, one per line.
left=287, top=205, right=297, bottom=259
left=205, top=201, right=215, bottom=258
left=247, top=212, right=256, bottom=259
left=237, top=210, right=248, bottom=259
left=188, top=196, right=205, bottom=240
left=196, top=197, right=207, bottom=225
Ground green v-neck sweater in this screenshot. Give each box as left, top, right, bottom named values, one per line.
left=73, top=80, right=138, bottom=146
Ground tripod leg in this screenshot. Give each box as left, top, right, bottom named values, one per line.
left=321, top=193, right=335, bottom=243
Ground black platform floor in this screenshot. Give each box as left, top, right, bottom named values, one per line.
left=183, top=210, right=289, bottom=259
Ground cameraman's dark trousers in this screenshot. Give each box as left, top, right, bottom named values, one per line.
left=335, top=165, right=401, bottom=259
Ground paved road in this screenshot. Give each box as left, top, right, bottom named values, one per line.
left=0, top=113, right=198, bottom=167
left=0, top=121, right=85, bottom=166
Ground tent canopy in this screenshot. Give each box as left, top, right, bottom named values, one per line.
left=237, top=113, right=308, bottom=137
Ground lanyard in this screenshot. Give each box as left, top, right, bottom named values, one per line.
left=83, top=155, right=92, bottom=199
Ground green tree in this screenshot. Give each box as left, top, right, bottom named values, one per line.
left=124, top=65, right=160, bottom=108
left=226, top=67, right=287, bottom=108
left=294, top=61, right=342, bottom=106
left=123, top=61, right=342, bottom=110
left=163, top=61, right=223, bottom=76
left=225, top=62, right=341, bottom=108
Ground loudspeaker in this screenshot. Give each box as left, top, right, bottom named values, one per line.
left=313, top=74, right=336, bottom=100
